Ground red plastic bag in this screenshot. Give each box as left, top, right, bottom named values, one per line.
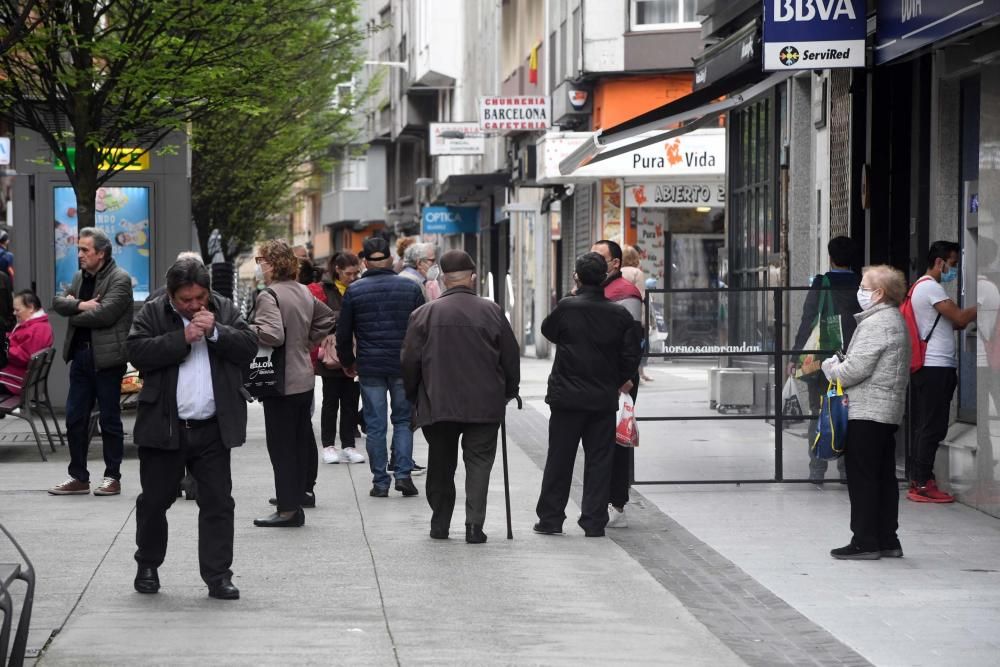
left=615, top=394, right=639, bottom=448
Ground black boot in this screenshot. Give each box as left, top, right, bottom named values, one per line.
left=465, top=523, right=487, bottom=544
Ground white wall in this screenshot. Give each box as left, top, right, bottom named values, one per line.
left=582, top=0, right=624, bottom=72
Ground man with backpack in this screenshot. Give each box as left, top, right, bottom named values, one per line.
left=904, top=241, right=977, bottom=503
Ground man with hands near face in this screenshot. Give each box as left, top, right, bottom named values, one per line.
left=127, top=258, right=257, bottom=600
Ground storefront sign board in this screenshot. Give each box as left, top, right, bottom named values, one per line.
left=763, top=0, right=866, bottom=70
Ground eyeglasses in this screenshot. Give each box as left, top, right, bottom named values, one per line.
left=255, top=256, right=268, bottom=265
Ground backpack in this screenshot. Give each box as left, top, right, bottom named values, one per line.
left=899, top=276, right=941, bottom=374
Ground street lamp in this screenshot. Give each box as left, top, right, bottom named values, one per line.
left=364, top=60, right=408, bottom=71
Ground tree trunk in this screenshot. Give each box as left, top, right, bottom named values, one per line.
left=73, top=142, right=99, bottom=231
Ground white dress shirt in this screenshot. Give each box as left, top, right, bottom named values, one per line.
left=176, top=312, right=218, bottom=420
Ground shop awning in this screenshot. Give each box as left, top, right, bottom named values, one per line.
left=435, top=172, right=510, bottom=204
left=559, top=69, right=794, bottom=176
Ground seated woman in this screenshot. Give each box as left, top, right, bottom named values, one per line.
left=1, top=290, right=55, bottom=395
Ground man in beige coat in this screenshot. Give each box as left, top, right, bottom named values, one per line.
left=401, top=250, right=520, bottom=543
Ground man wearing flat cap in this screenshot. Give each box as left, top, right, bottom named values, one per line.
left=336, top=236, right=425, bottom=498
left=401, top=250, right=520, bottom=543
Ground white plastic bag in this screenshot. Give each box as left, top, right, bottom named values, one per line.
left=615, top=394, right=639, bottom=447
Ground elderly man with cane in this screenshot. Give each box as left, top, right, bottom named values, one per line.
left=401, top=250, right=520, bottom=543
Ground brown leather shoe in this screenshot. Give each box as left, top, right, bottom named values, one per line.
left=49, top=477, right=90, bottom=495
left=93, top=477, right=121, bottom=496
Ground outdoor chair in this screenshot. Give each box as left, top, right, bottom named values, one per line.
left=0, top=522, right=35, bottom=667
left=0, top=349, right=59, bottom=461
left=31, top=348, right=65, bottom=448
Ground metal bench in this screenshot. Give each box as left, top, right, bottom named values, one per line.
left=0, top=523, right=35, bottom=667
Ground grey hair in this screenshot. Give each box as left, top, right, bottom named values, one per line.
left=79, top=227, right=112, bottom=260
left=403, top=242, right=434, bottom=267
left=175, top=251, right=205, bottom=265
left=863, top=265, right=907, bottom=306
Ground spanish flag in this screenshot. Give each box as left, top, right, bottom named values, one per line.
left=528, top=42, right=539, bottom=85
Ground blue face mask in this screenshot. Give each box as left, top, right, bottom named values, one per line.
left=941, top=266, right=958, bottom=283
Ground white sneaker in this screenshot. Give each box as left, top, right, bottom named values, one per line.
left=341, top=447, right=366, bottom=464
left=322, top=446, right=341, bottom=464
left=607, top=504, right=628, bottom=528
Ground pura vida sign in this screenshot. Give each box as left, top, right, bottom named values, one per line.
left=763, top=0, right=866, bottom=70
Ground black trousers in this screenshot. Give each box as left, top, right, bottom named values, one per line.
left=263, top=390, right=314, bottom=512
left=320, top=374, right=360, bottom=447
left=134, top=421, right=234, bottom=585
left=910, top=366, right=957, bottom=484
left=536, top=408, right=615, bottom=533
left=845, top=419, right=900, bottom=551
left=423, top=421, right=500, bottom=528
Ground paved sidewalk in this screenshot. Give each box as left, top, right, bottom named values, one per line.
left=0, top=381, right=742, bottom=666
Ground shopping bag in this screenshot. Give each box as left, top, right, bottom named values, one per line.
left=242, top=288, right=286, bottom=399
left=812, top=379, right=848, bottom=460
left=781, top=376, right=807, bottom=424
left=615, top=394, right=639, bottom=447
left=797, top=276, right=843, bottom=378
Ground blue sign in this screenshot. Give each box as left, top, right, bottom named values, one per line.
left=763, top=0, right=866, bottom=70
left=876, top=1, right=1000, bottom=65
left=54, top=185, right=151, bottom=300
left=421, top=206, right=480, bottom=235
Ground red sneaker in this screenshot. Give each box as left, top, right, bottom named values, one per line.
left=907, top=480, right=955, bottom=503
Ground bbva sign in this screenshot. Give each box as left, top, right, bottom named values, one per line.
left=772, top=0, right=858, bottom=22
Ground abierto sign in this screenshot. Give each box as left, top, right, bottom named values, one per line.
left=478, top=96, right=550, bottom=131
left=763, top=0, right=865, bottom=71
left=625, top=181, right=726, bottom=208
left=429, top=123, right=485, bottom=156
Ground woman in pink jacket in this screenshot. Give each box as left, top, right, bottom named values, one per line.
left=1, top=290, right=55, bottom=394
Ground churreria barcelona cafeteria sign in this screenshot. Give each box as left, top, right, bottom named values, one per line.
left=478, top=96, right=551, bottom=131
left=763, top=0, right=866, bottom=70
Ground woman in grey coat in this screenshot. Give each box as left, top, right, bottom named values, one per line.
left=821, top=265, right=911, bottom=560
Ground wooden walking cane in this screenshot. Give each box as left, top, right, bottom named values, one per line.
left=502, top=396, right=522, bottom=540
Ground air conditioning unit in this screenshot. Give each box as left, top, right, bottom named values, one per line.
left=716, top=370, right=754, bottom=414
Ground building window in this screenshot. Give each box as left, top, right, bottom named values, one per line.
left=630, top=0, right=699, bottom=31
left=338, top=154, right=368, bottom=191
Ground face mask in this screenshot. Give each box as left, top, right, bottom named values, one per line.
left=857, top=288, right=876, bottom=311
left=941, top=266, right=957, bottom=283
left=254, top=264, right=265, bottom=283
left=426, top=264, right=441, bottom=282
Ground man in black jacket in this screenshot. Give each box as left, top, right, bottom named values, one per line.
left=534, top=253, right=642, bottom=537
left=791, top=236, right=861, bottom=483
left=127, top=258, right=257, bottom=600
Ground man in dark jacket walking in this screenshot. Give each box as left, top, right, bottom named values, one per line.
left=127, top=258, right=257, bottom=600
left=336, top=237, right=425, bottom=497
left=49, top=227, right=134, bottom=496
left=401, top=250, right=519, bottom=543
left=534, top=252, right=642, bottom=538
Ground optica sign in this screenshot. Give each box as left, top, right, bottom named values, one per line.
left=763, top=0, right=866, bottom=70
left=421, top=206, right=480, bottom=235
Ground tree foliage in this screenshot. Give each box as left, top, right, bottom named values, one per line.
left=0, top=0, right=366, bottom=232
left=191, top=1, right=370, bottom=259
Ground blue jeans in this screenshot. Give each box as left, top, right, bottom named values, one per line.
left=359, top=376, right=413, bottom=489
left=66, top=346, right=126, bottom=483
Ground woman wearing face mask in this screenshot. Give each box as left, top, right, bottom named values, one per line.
left=820, top=265, right=911, bottom=561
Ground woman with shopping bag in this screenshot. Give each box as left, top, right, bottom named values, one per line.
left=821, top=265, right=911, bottom=560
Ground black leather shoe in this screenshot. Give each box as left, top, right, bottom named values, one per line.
left=268, top=492, right=315, bottom=508
left=465, top=523, right=487, bottom=544
left=370, top=486, right=389, bottom=497
left=208, top=577, right=240, bottom=600
left=134, top=566, right=160, bottom=594
left=395, top=478, right=419, bottom=497
left=532, top=522, right=563, bottom=535
left=430, top=526, right=449, bottom=539
left=253, top=509, right=305, bottom=527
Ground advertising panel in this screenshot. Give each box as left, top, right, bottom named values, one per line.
left=54, top=185, right=151, bottom=299
left=429, top=123, right=486, bottom=156
left=421, top=206, right=480, bottom=235
left=875, top=0, right=1000, bottom=64
left=478, top=96, right=551, bottom=131
left=762, top=0, right=866, bottom=70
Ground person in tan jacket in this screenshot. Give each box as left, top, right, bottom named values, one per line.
left=250, top=240, right=334, bottom=527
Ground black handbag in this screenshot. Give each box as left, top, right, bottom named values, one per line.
left=243, top=288, right=285, bottom=399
